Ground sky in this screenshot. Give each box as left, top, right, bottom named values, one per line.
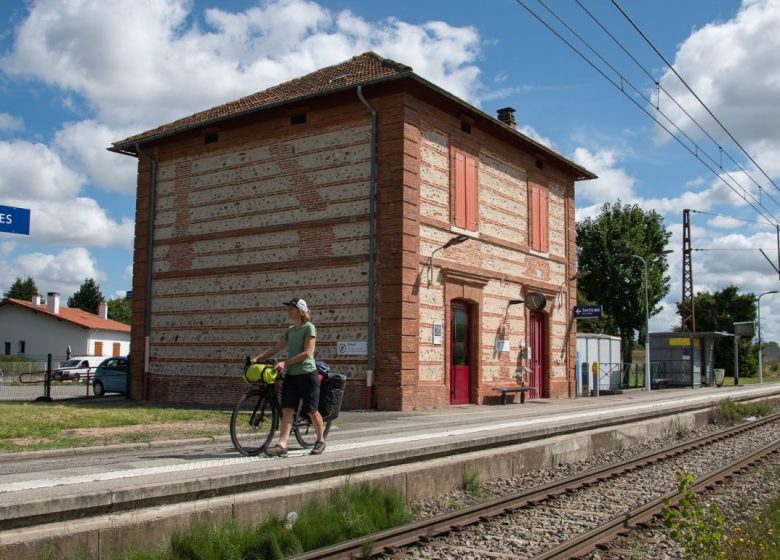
left=1, top=0, right=780, bottom=340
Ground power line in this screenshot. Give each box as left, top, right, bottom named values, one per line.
left=693, top=248, right=774, bottom=252
left=575, top=0, right=777, bottom=208
left=610, top=0, right=780, bottom=195
left=690, top=210, right=776, bottom=228
left=513, top=0, right=780, bottom=226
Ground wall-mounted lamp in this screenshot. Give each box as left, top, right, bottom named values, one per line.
left=428, top=234, right=472, bottom=287
left=508, top=299, right=525, bottom=305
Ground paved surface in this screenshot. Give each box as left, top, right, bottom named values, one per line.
left=1, top=383, right=779, bottom=527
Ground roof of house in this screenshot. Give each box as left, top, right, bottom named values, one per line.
left=0, top=298, right=131, bottom=333
left=111, top=52, right=596, bottom=180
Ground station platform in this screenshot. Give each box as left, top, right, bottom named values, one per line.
left=2, top=383, right=780, bottom=558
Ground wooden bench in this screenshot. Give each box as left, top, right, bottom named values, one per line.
left=494, top=386, right=535, bottom=405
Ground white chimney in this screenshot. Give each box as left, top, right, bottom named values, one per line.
left=32, top=290, right=41, bottom=307
left=47, top=292, right=60, bottom=314
left=98, top=300, right=108, bottom=320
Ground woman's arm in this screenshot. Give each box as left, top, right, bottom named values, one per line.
left=252, top=338, right=287, bottom=363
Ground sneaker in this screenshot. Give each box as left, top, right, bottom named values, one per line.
left=265, top=445, right=288, bottom=458
left=310, top=441, right=326, bottom=455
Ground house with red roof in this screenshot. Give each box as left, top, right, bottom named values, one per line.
left=0, top=293, right=131, bottom=359
left=111, top=52, right=594, bottom=410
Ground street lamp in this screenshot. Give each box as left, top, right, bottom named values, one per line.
left=556, top=270, right=591, bottom=305
left=758, top=290, right=778, bottom=384
left=428, top=234, right=471, bottom=287
left=618, top=250, right=674, bottom=391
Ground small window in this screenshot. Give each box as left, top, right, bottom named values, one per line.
left=4, top=342, right=10, bottom=355
left=204, top=131, right=219, bottom=144
left=460, top=122, right=471, bottom=134
left=291, top=113, right=307, bottom=125
left=18, top=340, right=25, bottom=354
left=535, top=159, right=544, bottom=169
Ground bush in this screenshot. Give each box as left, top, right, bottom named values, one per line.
left=713, top=399, right=772, bottom=426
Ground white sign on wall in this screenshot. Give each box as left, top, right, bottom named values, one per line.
left=432, top=323, right=443, bottom=345
left=495, top=339, right=511, bottom=352
left=337, top=341, right=368, bottom=356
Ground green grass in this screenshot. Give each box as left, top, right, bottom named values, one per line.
left=722, top=372, right=780, bottom=385
left=713, top=399, right=773, bottom=426
left=722, top=490, right=780, bottom=559
left=126, top=482, right=411, bottom=560
left=0, top=402, right=228, bottom=451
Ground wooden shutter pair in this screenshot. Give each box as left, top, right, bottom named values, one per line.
left=453, top=150, right=478, bottom=231
left=530, top=184, right=549, bottom=252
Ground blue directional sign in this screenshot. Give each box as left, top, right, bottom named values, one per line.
left=573, top=304, right=603, bottom=319
left=0, top=205, right=31, bottom=235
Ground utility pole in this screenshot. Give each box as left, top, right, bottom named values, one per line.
left=681, top=209, right=696, bottom=332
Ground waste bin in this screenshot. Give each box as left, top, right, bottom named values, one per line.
left=714, top=368, right=725, bottom=387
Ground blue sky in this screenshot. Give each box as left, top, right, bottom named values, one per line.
left=1, top=0, right=779, bottom=338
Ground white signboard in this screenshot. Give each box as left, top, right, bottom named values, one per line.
left=495, top=339, right=511, bottom=352
left=337, top=341, right=368, bottom=356
left=432, top=323, right=443, bottom=345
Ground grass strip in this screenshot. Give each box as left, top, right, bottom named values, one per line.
left=125, top=482, right=411, bottom=560
left=712, top=398, right=773, bottom=426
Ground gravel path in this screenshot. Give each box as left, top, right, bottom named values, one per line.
left=381, top=418, right=780, bottom=560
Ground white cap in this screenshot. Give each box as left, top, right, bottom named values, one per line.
left=282, top=298, right=308, bottom=313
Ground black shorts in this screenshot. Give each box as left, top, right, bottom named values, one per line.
left=281, top=372, right=320, bottom=415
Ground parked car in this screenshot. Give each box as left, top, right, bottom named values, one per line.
left=53, top=357, right=103, bottom=382
left=92, top=356, right=128, bottom=396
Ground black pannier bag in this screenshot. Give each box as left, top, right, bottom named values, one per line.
left=318, top=373, right=347, bottom=421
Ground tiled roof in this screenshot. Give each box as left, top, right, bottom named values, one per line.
left=112, top=52, right=411, bottom=149
left=2, top=299, right=131, bottom=333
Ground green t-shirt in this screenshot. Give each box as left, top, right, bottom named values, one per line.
left=284, top=322, right=317, bottom=375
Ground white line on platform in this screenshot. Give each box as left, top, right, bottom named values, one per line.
left=0, top=386, right=774, bottom=494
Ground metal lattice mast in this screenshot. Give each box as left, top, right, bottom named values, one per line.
left=681, top=209, right=696, bottom=332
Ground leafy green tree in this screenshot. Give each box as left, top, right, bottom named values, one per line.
left=577, top=202, right=673, bottom=363
left=676, top=286, right=757, bottom=376
left=4, top=276, right=38, bottom=300
left=68, top=278, right=104, bottom=314
left=107, top=298, right=132, bottom=325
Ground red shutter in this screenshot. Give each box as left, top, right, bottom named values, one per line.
left=465, top=155, right=478, bottom=231
left=530, top=185, right=540, bottom=251
left=539, top=187, right=549, bottom=252
left=454, top=151, right=466, bottom=228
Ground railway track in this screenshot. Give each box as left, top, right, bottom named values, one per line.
left=291, top=411, right=780, bottom=560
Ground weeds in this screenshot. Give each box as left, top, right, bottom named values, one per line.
left=463, top=467, right=486, bottom=500
left=664, top=417, right=691, bottom=441
left=615, top=438, right=625, bottom=452
left=713, top=399, right=772, bottom=426
left=662, top=471, right=725, bottom=560
left=721, top=487, right=780, bottom=559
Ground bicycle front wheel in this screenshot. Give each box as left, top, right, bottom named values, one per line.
left=230, top=389, right=278, bottom=456
left=293, top=402, right=332, bottom=449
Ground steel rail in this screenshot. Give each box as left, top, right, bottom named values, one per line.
left=290, top=410, right=780, bottom=560
left=533, top=438, right=780, bottom=559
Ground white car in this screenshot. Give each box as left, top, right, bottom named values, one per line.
left=52, top=357, right=103, bottom=382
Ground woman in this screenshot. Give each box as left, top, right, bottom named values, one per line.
left=252, top=297, right=325, bottom=456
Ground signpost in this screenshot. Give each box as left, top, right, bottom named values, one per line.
left=0, top=205, right=31, bottom=235
left=573, top=304, right=603, bottom=319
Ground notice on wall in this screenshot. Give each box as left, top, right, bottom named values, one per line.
left=495, top=339, right=511, bottom=352
left=337, top=341, right=368, bottom=356
left=432, top=323, right=443, bottom=345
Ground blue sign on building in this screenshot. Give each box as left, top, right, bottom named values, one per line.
left=573, top=304, right=603, bottom=319
left=0, top=205, right=31, bottom=235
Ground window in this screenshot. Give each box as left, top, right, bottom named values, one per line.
left=18, top=340, right=25, bottom=354
left=94, top=341, right=103, bottom=356
left=113, top=342, right=121, bottom=356
left=529, top=183, right=549, bottom=252
left=4, top=342, right=10, bottom=355
left=452, top=148, right=478, bottom=231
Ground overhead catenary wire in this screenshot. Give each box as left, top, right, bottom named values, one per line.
left=513, top=0, right=780, bottom=227
left=575, top=0, right=777, bottom=207
left=611, top=0, right=780, bottom=195
left=690, top=209, right=776, bottom=228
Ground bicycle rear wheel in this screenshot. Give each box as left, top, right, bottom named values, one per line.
left=293, top=402, right=332, bottom=448
left=230, top=389, right=278, bottom=456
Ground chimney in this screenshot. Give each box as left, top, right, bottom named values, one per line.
left=98, top=300, right=108, bottom=320
left=32, top=290, right=41, bottom=307
left=47, top=292, right=60, bottom=314
left=497, top=107, right=516, bottom=129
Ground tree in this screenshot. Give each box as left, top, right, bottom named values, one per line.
left=577, top=202, right=673, bottom=363
left=676, top=286, right=757, bottom=376
left=68, top=278, right=104, bottom=314
left=4, top=276, right=38, bottom=300
left=107, top=298, right=132, bottom=325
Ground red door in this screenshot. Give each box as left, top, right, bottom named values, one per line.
left=530, top=312, right=546, bottom=398
left=450, top=301, right=471, bottom=404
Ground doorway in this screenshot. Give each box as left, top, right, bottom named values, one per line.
left=529, top=312, right=547, bottom=398
left=450, top=300, right=472, bottom=404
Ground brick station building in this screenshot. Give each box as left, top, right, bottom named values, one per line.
left=111, top=52, right=595, bottom=410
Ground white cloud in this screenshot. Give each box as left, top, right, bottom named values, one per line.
left=0, top=139, right=84, bottom=200
left=571, top=148, right=637, bottom=204
left=517, top=125, right=554, bottom=149
left=0, top=113, right=24, bottom=132
left=1, top=0, right=484, bottom=128
left=0, top=247, right=106, bottom=300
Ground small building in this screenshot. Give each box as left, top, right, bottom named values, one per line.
left=648, top=332, right=727, bottom=387
left=0, top=294, right=131, bottom=358
left=576, top=333, right=622, bottom=395
left=111, top=52, right=595, bottom=410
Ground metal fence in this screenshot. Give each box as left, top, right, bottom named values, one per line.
left=589, top=362, right=672, bottom=394
left=0, top=354, right=125, bottom=402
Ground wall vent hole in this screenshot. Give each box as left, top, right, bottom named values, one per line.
left=291, top=114, right=307, bottom=125
left=204, top=132, right=219, bottom=144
